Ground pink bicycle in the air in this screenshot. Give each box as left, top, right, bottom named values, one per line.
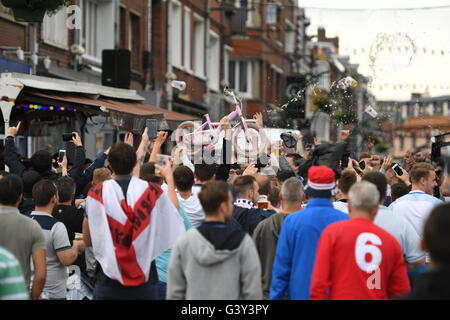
left=173, top=87, right=267, bottom=157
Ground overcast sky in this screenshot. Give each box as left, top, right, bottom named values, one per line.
left=298, top=0, right=450, bottom=101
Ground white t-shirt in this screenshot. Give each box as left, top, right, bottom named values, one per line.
left=333, top=200, right=349, bottom=214
left=192, top=185, right=202, bottom=197
left=374, top=205, right=425, bottom=264
left=389, top=190, right=443, bottom=238
left=177, top=193, right=205, bottom=228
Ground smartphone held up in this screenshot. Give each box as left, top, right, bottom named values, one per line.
left=57, top=150, right=66, bottom=166
left=392, top=163, right=404, bottom=176
left=146, top=119, right=158, bottom=140
left=359, top=160, right=366, bottom=170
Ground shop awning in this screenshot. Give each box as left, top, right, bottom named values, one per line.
left=1, top=72, right=200, bottom=135
left=18, top=88, right=199, bottom=121
left=8, top=72, right=144, bottom=101
left=99, top=98, right=199, bottom=121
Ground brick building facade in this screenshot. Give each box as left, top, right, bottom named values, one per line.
left=227, top=0, right=302, bottom=119
left=1, top=0, right=307, bottom=122
left=378, top=95, right=450, bottom=159
left=0, top=0, right=149, bottom=89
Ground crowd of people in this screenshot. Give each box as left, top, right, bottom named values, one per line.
left=0, top=116, right=450, bottom=300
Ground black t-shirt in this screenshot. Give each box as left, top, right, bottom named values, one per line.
left=52, top=205, right=84, bottom=244
left=52, top=204, right=86, bottom=272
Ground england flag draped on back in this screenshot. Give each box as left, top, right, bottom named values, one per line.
left=86, top=176, right=185, bottom=286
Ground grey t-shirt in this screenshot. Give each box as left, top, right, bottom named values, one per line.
left=0, top=206, right=46, bottom=289
left=31, top=211, right=72, bottom=299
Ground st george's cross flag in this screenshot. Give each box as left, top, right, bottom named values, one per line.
left=86, top=176, right=185, bottom=286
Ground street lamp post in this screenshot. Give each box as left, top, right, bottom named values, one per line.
left=356, top=84, right=365, bottom=156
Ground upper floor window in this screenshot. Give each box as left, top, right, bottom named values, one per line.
left=208, top=32, right=220, bottom=91
left=183, top=8, right=192, bottom=70
left=235, top=0, right=253, bottom=26
left=228, top=60, right=252, bottom=98
left=193, top=14, right=205, bottom=77
left=266, top=3, right=277, bottom=24
left=129, top=12, right=141, bottom=71
left=42, top=8, right=68, bottom=49
left=169, top=1, right=182, bottom=67
left=81, top=0, right=115, bottom=61
left=82, top=0, right=99, bottom=57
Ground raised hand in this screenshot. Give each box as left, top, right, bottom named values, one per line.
left=370, top=154, right=382, bottom=171
left=254, top=112, right=264, bottom=128
left=141, top=127, right=149, bottom=140
left=155, top=131, right=168, bottom=144
left=351, top=159, right=364, bottom=176
left=155, top=158, right=173, bottom=177
left=293, top=132, right=303, bottom=142
left=124, top=132, right=134, bottom=147
left=397, top=166, right=411, bottom=186
left=173, top=144, right=187, bottom=162
left=61, top=154, right=68, bottom=168
left=243, top=164, right=258, bottom=176
left=346, top=157, right=355, bottom=170
left=362, top=160, right=373, bottom=175
left=7, top=122, right=21, bottom=137
left=382, top=155, right=393, bottom=171
left=72, top=132, right=83, bottom=147
left=404, top=150, right=415, bottom=170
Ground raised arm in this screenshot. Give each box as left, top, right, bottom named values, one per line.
left=155, top=159, right=179, bottom=209
left=149, top=131, right=168, bottom=163
left=215, top=116, right=232, bottom=181
left=61, top=155, right=68, bottom=177
left=75, top=149, right=109, bottom=197
left=68, top=132, right=86, bottom=181
left=133, top=128, right=150, bottom=177
left=4, top=122, right=26, bottom=176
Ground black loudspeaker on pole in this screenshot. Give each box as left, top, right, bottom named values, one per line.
left=102, top=49, right=131, bottom=89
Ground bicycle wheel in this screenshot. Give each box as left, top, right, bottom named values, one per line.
left=232, top=122, right=268, bottom=159
left=172, top=121, right=202, bottom=156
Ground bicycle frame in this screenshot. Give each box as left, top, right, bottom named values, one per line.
left=183, top=89, right=256, bottom=148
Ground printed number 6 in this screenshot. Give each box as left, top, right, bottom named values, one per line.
left=355, top=232, right=382, bottom=273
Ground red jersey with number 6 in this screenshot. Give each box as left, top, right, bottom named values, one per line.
left=310, top=218, right=411, bottom=300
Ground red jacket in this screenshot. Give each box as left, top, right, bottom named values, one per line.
left=310, top=218, right=411, bottom=300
